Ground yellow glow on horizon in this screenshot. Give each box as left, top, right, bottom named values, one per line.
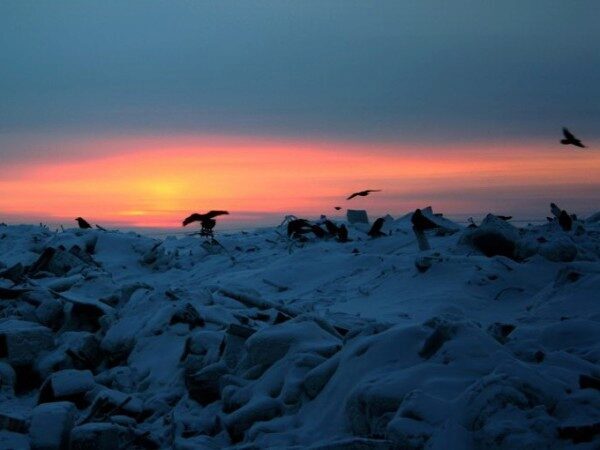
left=0, top=135, right=599, bottom=227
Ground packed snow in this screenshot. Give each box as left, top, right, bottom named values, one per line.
left=0, top=206, right=599, bottom=449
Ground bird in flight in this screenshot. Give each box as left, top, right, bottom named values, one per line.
left=561, top=128, right=585, bottom=148
left=182, top=210, right=229, bottom=236
left=75, top=217, right=92, bottom=229
left=347, top=189, right=381, bottom=200
left=334, top=206, right=342, bottom=211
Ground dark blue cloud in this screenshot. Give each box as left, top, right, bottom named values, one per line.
left=1, top=0, right=598, bottom=150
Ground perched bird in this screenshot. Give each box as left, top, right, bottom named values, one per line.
left=561, top=128, right=585, bottom=148
left=347, top=189, right=381, bottom=200
left=287, top=219, right=312, bottom=238
left=311, top=225, right=326, bottom=238
left=368, top=217, right=386, bottom=238
left=75, top=217, right=92, bottom=229
left=324, top=220, right=339, bottom=236
left=182, top=210, right=229, bottom=236
left=334, top=206, right=342, bottom=211
left=411, top=209, right=438, bottom=231
left=558, top=210, right=573, bottom=232
left=337, top=224, right=349, bottom=242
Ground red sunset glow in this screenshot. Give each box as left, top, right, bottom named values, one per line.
left=1, top=135, right=598, bottom=228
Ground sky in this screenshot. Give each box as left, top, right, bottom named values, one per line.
left=1, top=1, right=599, bottom=228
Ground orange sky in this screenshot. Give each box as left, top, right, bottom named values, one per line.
left=1, top=135, right=599, bottom=227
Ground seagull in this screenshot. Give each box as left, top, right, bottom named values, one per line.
left=347, top=189, right=381, bottom=200
left=75, top=217, right=92, bottom=229
left=182, top=210, right=229, bottom=236
left=561, top=128, right=585, bottom=148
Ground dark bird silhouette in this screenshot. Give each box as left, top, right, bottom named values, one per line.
left=347, top=189, right=381, bottom=200
left=311, top=225, right=326, bottom=238
left=75, top=217, right=92, bottom=229
left=497, top=215, right=513, bottom=221
left=324, top=220, right=339, bottom=236
left=561, top=128, right=585, bottom=148
left=368, top=217, right=386, bottom=238
left=182, top=210, right=229, bottom=237
left=334, top=206, right=342, bottom=211
left=337, top=224, right=349, bottom=242
left=411, top=209, right=438, bottom=231
left=287, top=219, right=312, bottom=238
left=558, top=210, right=573, bottom=232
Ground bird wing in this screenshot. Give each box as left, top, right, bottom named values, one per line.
left=366, top=190, right=382, bottom=193
left=563, top=128, right=575, bottom=140
left=347, top=193, right=358, bottom=200
left=182, top=213, right=202, bottom=226
left=573, top=140, right=585, bottom=148
left=204, top=210, right=229, bottom=219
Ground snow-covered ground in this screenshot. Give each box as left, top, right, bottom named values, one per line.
left=0, top=208, right=599, bottom=449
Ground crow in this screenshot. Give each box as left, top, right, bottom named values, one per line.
left=561, top=128, right=585, bottom=148
left=75, top=217, right=92, bottom=229
left=347, top=189, right=381, bottom=200
left=337, top=224, right=349, bottom=242
left=182, top=210, right=229, bottom=236
left=324, top=220, right=339, bottom=236
left=558, top=210, right=573, bottom=232
left=311, top=225, right=326, bottom=238
left=411, top=209, right=438, bottom=231
left=368, top=217, right=386, bottom=238
left=287, top=219, right=312, bottom=238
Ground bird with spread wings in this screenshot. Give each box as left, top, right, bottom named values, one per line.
left=561, top=128, right=585, bottom=148
left=182, top=210, right=229, bottom=237
left=346, top=189, right=381, bottom=200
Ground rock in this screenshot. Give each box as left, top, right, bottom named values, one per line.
left=0, top=320, right=54, bottom=366
left=169, top=303, right=204, bottom=330
left=37, top=332, right=101, bottom=378
left=225, top=397, right=282, bottom=442
left=0, top=430, right=30, bottom=450
left=34, top=299, right=64, bottom=330
left=185, top=361, right=229, bottom=406
left=538, top=237, right=578, bottom=262
left=579, top=374, right=600, bottom=391
left=86, top=389, right=143, bottom=421
left=0, top=410, right=28, bottom=434
left=28, top=248, right=87, bottom=277
left=419, top=321, right=457, bottom=359
left=309, top=438, right=396, bottom=449
left=0, top=362, right=16, bottom=392
left=486, top=322, right=516, bottom=344
left=29, top=401, right=76, bottom=450
left=62, top=296, right=113, bottom=333
left=69, top=423, right=122, bottom=450
left=459, top=214, right=521, bottom=260
left=38, top=370, right=95, bottom=408
left=303, top=356, right=339, bottom=399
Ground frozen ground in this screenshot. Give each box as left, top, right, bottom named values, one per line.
left=0, top=207, right=599, bottom=449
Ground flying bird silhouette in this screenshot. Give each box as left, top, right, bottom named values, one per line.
left=334, top=206, right=342, bottom=211
left=561, top=128, right=585, bottom=148
left=75, top=217, right=92, bottom=229
left=347, top=189, right=381, bottom=200
left=182, top=210, right=229, bottom=236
